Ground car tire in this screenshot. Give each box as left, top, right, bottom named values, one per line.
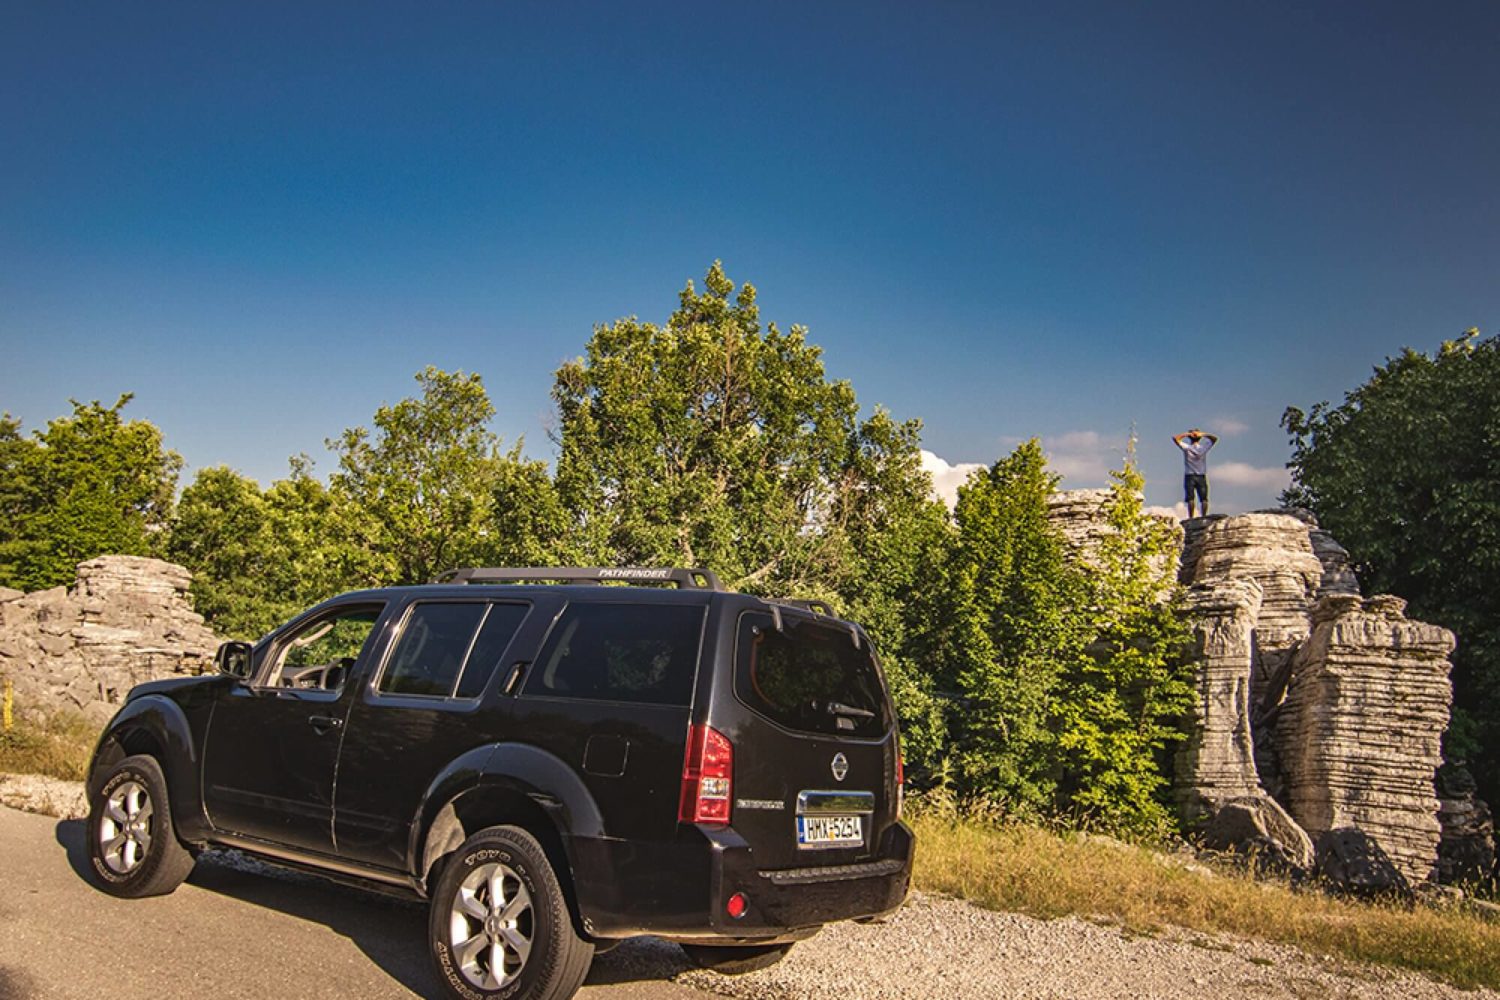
left=428, top=825, right=594, bottom=1000
left=86, top=753, right=196, bottom=898
left=680, top=941, right=794, bottom=975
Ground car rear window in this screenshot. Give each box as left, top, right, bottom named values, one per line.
left=734, top=612, right=891, bottom=738
left=526, top=602, right=704, bottom=706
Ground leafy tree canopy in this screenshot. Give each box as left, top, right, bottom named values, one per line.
left=0, top=396, right=180, bottom=592
left=1283, top=328, right=1500, bottom=795
left=551, top=261, right=936, bottom=599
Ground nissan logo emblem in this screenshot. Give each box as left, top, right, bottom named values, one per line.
left=831, top=753, right=849, bottom=782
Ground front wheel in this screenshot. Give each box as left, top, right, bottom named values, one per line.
left=86, top=754, right=195, bottom=898
left=681, top=942, right=794, bottom=975
left=428, top=825, right=593, bottom=1000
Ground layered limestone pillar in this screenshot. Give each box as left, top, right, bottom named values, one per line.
left=1175, top=577, right=1264, bottom=820
left=1273, top=594, right=1455, bottom=885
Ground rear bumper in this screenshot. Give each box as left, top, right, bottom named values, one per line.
left=570, top=819, right=914, bottom=941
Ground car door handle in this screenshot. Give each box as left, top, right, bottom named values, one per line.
left=501, top=661, right=530, bottom=696
left=308, top=715, right=343, bottom=734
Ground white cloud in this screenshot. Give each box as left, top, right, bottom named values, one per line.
left=1212, top=462, right=1291, bottom=490
left=920, top=450, right=985, bottom=510
left=1145, top=502, right=1189, bottom=520
left=1042, top=430, right=1123, bottom=486
left=1211, top=417, right=1250, bottom=436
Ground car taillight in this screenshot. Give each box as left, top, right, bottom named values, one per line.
left=679, top=724, right=733, bottom=826
left=896, top=754, right=905, bottom=820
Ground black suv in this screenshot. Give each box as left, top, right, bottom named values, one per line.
left=84, top=567, right=913, bottom=1000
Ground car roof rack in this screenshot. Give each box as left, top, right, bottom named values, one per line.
left=431, top=566, right=725, bottom=591
left=777, top=598, right=835, bottom=616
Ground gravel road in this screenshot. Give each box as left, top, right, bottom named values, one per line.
left=2, top=774, right=1492, bottom=1000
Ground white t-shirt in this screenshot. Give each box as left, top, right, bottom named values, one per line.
left=1178, top=437, right=1214, bottom=475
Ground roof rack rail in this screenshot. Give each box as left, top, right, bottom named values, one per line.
left=431, top=566, right=725, bottom=591
left=777, top=598, right=835, bottom=616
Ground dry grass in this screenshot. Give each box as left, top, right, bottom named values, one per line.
left=0, top=713, right=96, bottom=782
left=909, top=808, right=1500, bottom=990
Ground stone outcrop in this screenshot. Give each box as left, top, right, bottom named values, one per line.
left=1046, top=488, right=1181, bottom=596
left=1436, top=765, right=1497, bottom=888
left=1175, top=577, right=1265, bottom=818
left=1200, top=794, right=1315, bottom=874
left=1273, top=594, right=1454, bottom=885
left=0, top=556, right=220, bottom=725
left=1175, top=506, right=1467, bottom=889
left=1182, top=514, right=1324, bottom=722
left=1046, top=489, right=1118, bottom=558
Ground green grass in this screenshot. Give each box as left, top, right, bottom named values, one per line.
left=0, top=713, right=97, bottom=781
left=909, top=807, right=1500, bottom=990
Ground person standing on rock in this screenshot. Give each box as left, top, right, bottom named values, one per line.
left=1173, top=428, right=1218, bottom=518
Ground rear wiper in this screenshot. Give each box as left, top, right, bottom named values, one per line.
left=824, top=701, right=875, bottom=719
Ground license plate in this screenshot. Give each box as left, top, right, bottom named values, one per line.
left=796, top=814, right=863, bottom=848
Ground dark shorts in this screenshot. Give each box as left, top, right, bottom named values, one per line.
left=1184, top=474, right=1208, bottom=506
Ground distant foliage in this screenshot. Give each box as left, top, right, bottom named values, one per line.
left=169, top=369, right=566, bottom=638
left=327, top=366, right=566, bottom=586
left=1051, top=454, right=1193, bottom=834
left=0, top=396, right=180, bottom=592
left=916, top=440, right=1191, bottom=835
left=166, top=460, right=349, bottom=638
left=552, top=262, right=952, bottom=765
left=927, top=440, right=1089, bottom=812
left=1284, top=329, right=1500, bottom=800
left=13, top=263, right=1195, bottom=836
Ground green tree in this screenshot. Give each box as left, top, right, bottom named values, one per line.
left=166, top=459, right=352, bottom=638
left=553, top=262, right=865, bottom=594
left=1050, top=449, right=1193, bottom=834
left=328, top=367, right=556, bottom=585
left=1283, top=329, right=1500, bottom=798
left=0, top=396, right=181, bottom=591
left=931, top=440, right=1090, bottom=810
left=831, top=409, right=954, bottom=777
left=551, top=262, right=950, bottom=762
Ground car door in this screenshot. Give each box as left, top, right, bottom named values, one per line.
left=333, top=595, right=550, bottom=871
left=200, top=599, right=389, bottom=855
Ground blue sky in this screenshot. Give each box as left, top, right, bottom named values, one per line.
left=3, top=1, right=1497, bottom=515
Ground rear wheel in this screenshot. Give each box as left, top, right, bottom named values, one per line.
left=428, top=825, right=593, bottom=1000
left=86, top=754, right=195, bottom=898
left=680, top=942, right=794, bottom=975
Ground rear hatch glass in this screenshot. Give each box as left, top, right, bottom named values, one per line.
left=734, top=612, right=891, bottom=739
left=725, top=610, right=897, bottom=868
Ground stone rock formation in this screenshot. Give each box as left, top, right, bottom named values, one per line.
left=1273, top=594, right=1454, bottom=886
left=1436, top=765, right=1497, bottom=889
left=0, top=556, right=220, bottom=725
left=1174, top=505, right=1467, bottom=890
left=1046, top=488, right=1118, bottom=557
left=1046, top=487, right=1182, bottom=595
left=1314, top=828, right=1412, bottom=897
left=1175, top=577, right=1265, bottom=818
left=1200, top=794, right=1315, bottom=874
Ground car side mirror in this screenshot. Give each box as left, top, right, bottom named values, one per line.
left=214, top=641, right=254, bottom=680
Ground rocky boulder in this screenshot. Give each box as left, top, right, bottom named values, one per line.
left=1314, top=828, right=1412, bottom=897
left=1200, top=793, right=1315, bottom=875
left=0, top=556, right=221, bottom=726
left=1436, top=764, right=1497, bottom=890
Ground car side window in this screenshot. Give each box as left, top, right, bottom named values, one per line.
left=527, top=603, right=703, bottom=706
left=379, top=601, right=529, bottom=699
left=263, top=604, right=385, bottom=693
